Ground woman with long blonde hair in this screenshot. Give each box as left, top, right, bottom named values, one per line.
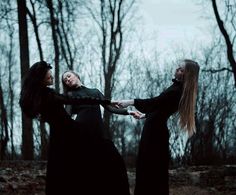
left=113, top=59, right=200, bottom=195
left=178, top=59, right=199, bottom=136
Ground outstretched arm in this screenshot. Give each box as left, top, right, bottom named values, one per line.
left=104, top=104, right=130, bottom=115
left=129, top=111, right=146, bottom=119
left=134, top=90, right=179, bottom=113
left=50, top=89, right=110, bottom=105
left=112, top=88, right=181, bottom=113
left=111, top=100, right=134, bottom=108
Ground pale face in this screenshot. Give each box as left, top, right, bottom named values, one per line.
left=62, top=72, right=81, bottom=88
left=174, top=65, right=185, bottom=81
left=44, top=70, right=54, bottom=86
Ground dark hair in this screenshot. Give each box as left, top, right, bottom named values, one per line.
left=19, top=61, right=52, bottom=118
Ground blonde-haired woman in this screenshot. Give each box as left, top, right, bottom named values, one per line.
left=113, top=59, right=200, bottom=195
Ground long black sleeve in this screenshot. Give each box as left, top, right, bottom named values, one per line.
left=48, top=88, right=110, bottom=105
left=104, top=105, right=129, bottom=115
left=134, top=85, right=182, bottom=114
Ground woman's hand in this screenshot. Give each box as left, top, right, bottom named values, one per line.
left=111, top=100, right=134, bottom=108
left=128, top=111, right=145, bottom=119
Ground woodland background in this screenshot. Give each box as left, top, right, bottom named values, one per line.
left=0, top=0, right=236, bottom=194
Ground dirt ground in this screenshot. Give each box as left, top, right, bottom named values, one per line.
left=0, top=161, right=236, bottom=195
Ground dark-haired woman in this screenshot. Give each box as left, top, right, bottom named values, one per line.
left=19, top=61, right=110, bottom=195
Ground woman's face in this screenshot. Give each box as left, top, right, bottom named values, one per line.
left=175, top=65, right=185, bottom=81
left=62, top=72, right=81, bottom=88
left=44, top=70, right=54, bottom=86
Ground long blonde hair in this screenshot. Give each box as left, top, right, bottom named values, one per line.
left=178, top=59, right=200, bottom=136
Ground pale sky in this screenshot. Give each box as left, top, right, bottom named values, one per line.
left=139, top=0, right=213, bottom=56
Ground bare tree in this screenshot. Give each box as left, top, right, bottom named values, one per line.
left=46, top=0, right=60, bottom=91
left=85, top=0, right=135, bottom=139
left=27, top=0, right=49, bottom=160
left=27, top=0, right=44, bottom=60
left=0, top=80, right=9, bottom=160
left=7, top=20, right=16, bottom=159
left=211, top=0, right=236, bottom=86
left=0, top=0, right=19, bottom=159
left=17, top=0, right=34, bottom=160
left=56, top=0, right=79, bottom=70
left=183, top=44, right=236, bottom=165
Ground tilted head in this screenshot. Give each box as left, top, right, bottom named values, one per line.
left=61, top=70, right=82, bottom=93
left=25, top=61, right=52, bottom=87
left=19, top=61, right=52, bottom=118
left=182, top=59, right=200, bottom=85
left=174, top=59, right=199, bottom=83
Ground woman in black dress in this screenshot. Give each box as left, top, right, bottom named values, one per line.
left=61, top=70, right=139, bottom=195
left=114, top=59, right=200, bottom=195
left=19, top=61, right=110, bottom=195
left=62, top=70, right=137, bottom=138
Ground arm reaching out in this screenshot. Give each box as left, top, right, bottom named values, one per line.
left=129, top=111, right=146, bottom=119
left=111, top=100, right=134, bottom=108
left=50, top=89, right=111, bottom=105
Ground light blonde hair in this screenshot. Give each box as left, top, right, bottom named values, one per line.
left=178, top=59, right=200, bottom=136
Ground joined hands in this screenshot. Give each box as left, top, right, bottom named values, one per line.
left=128, top=111, right=146, bottom=119
left=111, top=100, right=134, bottom=108
left=111, top=100, right=145, bottom=119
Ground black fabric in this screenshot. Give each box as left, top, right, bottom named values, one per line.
left=44, top=86, right=130, bottom=195
left=134, top=80, right=183, bottom=195
left=38, top=87, right=122, bottom=195
left=65, top=86, right=130, bottom=195
left=67, top=86, right=129, bottom=138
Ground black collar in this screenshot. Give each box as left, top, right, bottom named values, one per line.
left=69, top=85, right=85, bottom=91
left=172, top=78, right=183, bottom=85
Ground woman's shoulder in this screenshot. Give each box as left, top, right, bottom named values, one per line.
left=83, top=86, right=102, bottom=94
left=67, top=86, right=101, bottom=98
left=42, top=87, right=57, bottom=99
left=43, top=87, right=55, bottom=94
left=161, top=81, right=183, bottom=97
left=83, top=87, right=104, bottom=99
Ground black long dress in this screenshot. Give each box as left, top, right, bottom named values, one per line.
left=39, top=87, right=110, bottom=195
left=133, top=79, right=183, bottom=195
left=66, top=86, right=129, bottom=137
left=65, top=86, right=131, bottom=195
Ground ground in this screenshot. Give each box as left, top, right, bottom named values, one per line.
left=0, top=161, right=236, bottom=195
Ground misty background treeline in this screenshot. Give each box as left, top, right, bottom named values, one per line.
left=0, top=0, right=235, bottom=168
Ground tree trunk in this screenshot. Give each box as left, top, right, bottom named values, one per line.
left=8, top=27, right=15, bottom=159
left=46, top=0, right=60, bottom=92
left=101, top=0, right=123, bottom=139
left=17, top=0, right=34, bottom=160
left=27, top=0, right=48, bottom=160
left=0, top=82, right=9, bottom=160
left=211, top=0, right=236, bottom=86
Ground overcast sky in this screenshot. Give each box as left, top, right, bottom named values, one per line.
left=139, top=0, right=213, bottom=57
